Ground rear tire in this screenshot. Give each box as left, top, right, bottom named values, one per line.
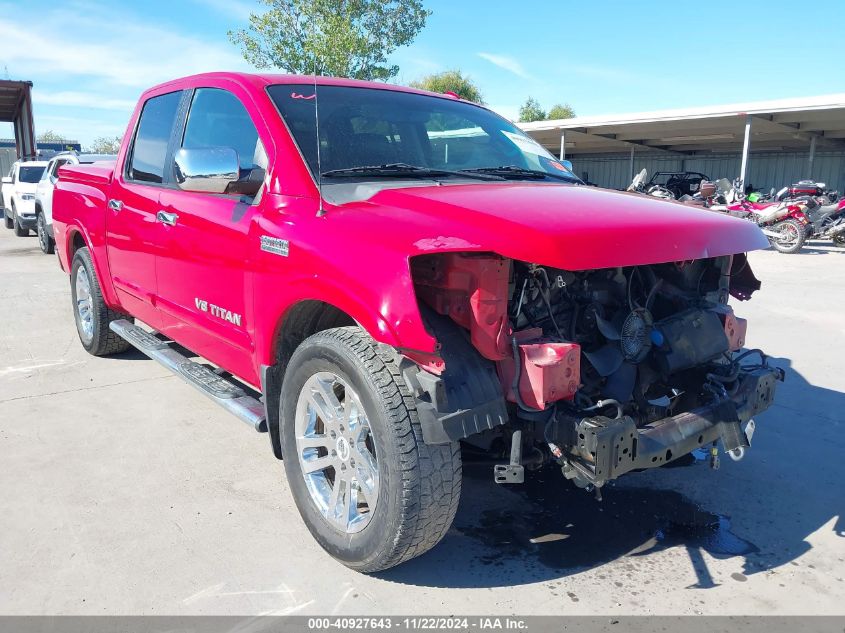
left=769, top=219, right=805, bottom=254
left=37, top=213, right=54, bottom=254
left=279, top=326, right=461, bottom=572
left=3, top=211, right=11, bottom=229
left=70, top=247, right=132, bottom=356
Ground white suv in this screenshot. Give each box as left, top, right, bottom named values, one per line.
left=33, top=152, right=116, bottom=253
left=3, top=160, right=49, bottom=237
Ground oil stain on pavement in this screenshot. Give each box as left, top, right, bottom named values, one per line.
left=455, top=467, right=757, bottom=573
left=381, top=458, right=761, bottom=588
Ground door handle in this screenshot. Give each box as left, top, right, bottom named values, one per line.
left=108, top=199, right=123, bottom=212
left=156, top=210, right=179, bottom=226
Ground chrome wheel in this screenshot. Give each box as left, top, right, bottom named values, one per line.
left=294, top=371, right=379, bottom=534
left=75, top=265, right=94, bottom=343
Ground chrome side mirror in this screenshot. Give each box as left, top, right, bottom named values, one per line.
left=173, top=147, right=239, bottom=194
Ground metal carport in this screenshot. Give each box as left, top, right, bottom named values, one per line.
left=0, top=80, right=36, bottom=163
left=518, top=94, right=845, bottom=192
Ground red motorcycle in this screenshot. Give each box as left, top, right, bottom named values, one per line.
left=776, top=179, right=839, bottom=205
left=711, top=179, right=811, bottom=254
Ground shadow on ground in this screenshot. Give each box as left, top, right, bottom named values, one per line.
left=2, top=242, right=42, bottom=256
left=379, top=357, right=845, bottom=589
left=789, top=240, right=845, bottom=256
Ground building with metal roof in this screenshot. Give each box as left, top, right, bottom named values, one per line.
left=518, top=94, right=845, bottom=193
left=0, top=80, right=35, bottom=159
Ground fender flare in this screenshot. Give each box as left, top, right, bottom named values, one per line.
left=255, top=275, right=435, bottom=370
left=62, top=223, right=122, bottom=310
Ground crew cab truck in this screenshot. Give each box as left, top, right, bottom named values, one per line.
left=53, top=72, right=783, bottom=572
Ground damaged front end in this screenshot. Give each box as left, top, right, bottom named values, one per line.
left=406, top=251, right=783, bottom=489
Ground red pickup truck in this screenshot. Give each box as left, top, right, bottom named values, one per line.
left=53, top=72, right=782, bottom=572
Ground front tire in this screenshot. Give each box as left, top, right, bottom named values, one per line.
left=769, top=219, right=805, bottom=254
left=37, top=213, right=54, bottom=254
left=279, top=327, right=461, bottom=572
left=12, top=204, right=28, bottom=237
left=70, top=247, right=132, bottom=356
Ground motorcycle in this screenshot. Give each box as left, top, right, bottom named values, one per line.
left=710, top=178, right=811, bottom=254
left=677, top=180, right=717, bottom=207
left=803, top=197, right=845, bottom=246
left=778, top=179, right=839, bottom=205
left=626, top=168, right=676, bottom=200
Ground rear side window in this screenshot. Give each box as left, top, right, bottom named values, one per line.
left=129, top=91, right=182, bottom=183
left=182, top=88, right=261, bottom=171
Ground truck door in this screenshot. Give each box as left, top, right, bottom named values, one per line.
left=155, top=87, right=266, bottom=381
left=106, top=90, right=183, bottom=328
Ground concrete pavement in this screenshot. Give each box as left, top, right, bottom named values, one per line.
left=1, top=227, right=843, bottom=615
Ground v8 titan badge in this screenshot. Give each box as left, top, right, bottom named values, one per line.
left=195, top=298, right=242, bottom=326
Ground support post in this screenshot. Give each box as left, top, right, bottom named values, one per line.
left=808, top=136, right=816, bottom=178
left=559, top=131, right=565, bottom=161
left=739, top=115, right=752, bottom=190
left=629, top=146, right=635, bottom=181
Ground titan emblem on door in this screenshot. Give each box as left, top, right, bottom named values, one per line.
left=195, top=298, right=242, bottom=326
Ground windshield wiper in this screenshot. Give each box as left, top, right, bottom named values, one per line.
left=321, top=163, right=504, bottom=181
left=460, top=165, right=580, bottom=183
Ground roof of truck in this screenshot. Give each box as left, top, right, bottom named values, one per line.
left=147, top=71, right=460, bottom=102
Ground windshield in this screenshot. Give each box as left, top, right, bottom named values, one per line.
left=268, top=84, right=577, bottom=182
left=19, top=166, right=46, bottom=183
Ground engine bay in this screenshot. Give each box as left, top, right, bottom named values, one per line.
left=410, top=251, right=778, bottom=488
left=508, top=256, right=742, bottom=425
left=412, top=253, right=752, bottom=421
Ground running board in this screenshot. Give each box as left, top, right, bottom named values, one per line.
left=109, top=319, right=267, bottom=432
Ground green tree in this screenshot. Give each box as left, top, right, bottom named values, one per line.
left=87, top=136, right=122, bottom=154
left=518, top=97, right=545, bottom=122
left=229, top=0, right=431, bottom=81
left=547, top=103, right=575, bottom=120
left=37, top=130, right=66, bottom=142
left=409, top=69, right=484, bottom=104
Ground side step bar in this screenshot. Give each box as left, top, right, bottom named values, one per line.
left=109, top=319, right=267, bottom=432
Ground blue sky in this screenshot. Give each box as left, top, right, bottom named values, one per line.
left=2, top=0, right=844, bottom=147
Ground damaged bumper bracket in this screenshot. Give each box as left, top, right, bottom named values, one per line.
left=561, top=366, right=782, bottom=486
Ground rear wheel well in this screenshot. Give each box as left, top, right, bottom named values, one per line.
left=264, top=300, right=356, bottom=459
left=70, top=231, right=86, bottom=256
left=62, top=231, right=87, bottom=271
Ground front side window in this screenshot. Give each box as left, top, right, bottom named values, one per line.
left=182, top=88, right=263, bottom=173
left=19, top=166, right=46, bottom=183
left=128, top=91, right=182, bottom=183
left=180, top=88, right=266, bottom=197
left=267, top=84, right=578, bottom=183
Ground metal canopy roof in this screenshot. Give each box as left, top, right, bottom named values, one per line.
left=0, top=80, right=33, bottom=122
left=519, top=94, right=845, bottom=156
left=0, top=80, right=36, bottom=159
